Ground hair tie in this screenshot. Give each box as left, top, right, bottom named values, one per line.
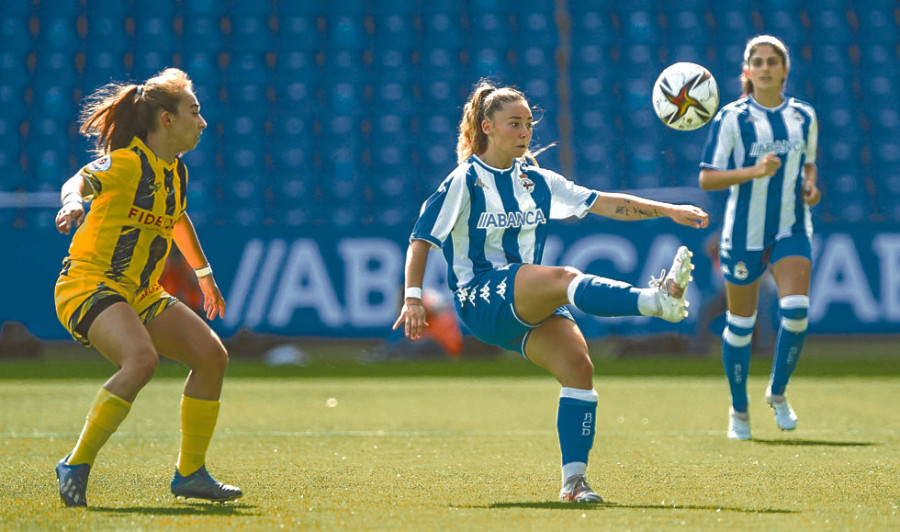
left=134, top=85, right=144, bottom=102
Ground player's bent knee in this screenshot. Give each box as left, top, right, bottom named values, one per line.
left=124, top=348, right=159, bottom=381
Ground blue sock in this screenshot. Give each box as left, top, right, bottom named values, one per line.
left=770, top=295, right=809, bottom=395
left=557, top=388, right=597, bottom=468
left=567, top=274, right=641, bottom=317
left=722, top=311, right=756, bottom=413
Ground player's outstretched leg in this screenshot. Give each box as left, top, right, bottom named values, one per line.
left=56, top=453, right=90, bottom=507
left=650, top=245, right=695, bottom=323
left=171, top=465, right=243, bottom=502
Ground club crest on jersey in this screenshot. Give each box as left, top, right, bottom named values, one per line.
left=734, top=262, right=749, bottom=280
left=474, top=177, right=486, bottom=188
left=519, top=174, right=534, bottom=193
left=477, top=209, right=546, bottom=229
left=88, top=156, right=112, bottom=173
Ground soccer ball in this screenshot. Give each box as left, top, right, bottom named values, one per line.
left=651, top=62, right=719, bottom=131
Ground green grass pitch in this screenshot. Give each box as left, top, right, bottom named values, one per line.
left=0, top=349, right=898, bottom=530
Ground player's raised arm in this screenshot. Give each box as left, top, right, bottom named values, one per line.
left=588, top=192, right=709, bottom=229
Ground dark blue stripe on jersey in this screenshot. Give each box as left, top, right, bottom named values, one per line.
left=494, top=171, right=522, bottom=264
left=443, top=233, right=459, bottom=291
left=105, top=225, right=139, bottom=282
left=466, top=168, right=490, bottom=276
left=138, top=235, right=169, bottom=290
left=527, top=168, right=552, bottom=264
left=131, top=147, right=157, bottom=211
left=765, top=109, right=789, bottom=244
left=163, top=167, right=177, bottom=216
left=701, top=111, right=725, bottom=169
left=176, top=158, right=187, bottom=211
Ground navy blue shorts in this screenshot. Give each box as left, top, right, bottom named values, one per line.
left=719, top=231, right=811, bottom=285
left=453, top=263, right=575, bottom=356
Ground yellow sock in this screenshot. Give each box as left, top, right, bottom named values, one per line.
left=177, top=395, right=220, bottom=476
left=68, top=388, right=132, bottom=466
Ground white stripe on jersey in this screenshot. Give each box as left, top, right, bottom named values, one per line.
left=747, top=104, right=773, bottom=250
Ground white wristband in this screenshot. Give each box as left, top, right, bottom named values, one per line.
left=194, top=264, right=213, bottom=278
left=62, top=192, right=82, bottom=206
left=404, top=287, right=423, bottom=300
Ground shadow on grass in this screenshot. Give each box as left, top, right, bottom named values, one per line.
left=89, top=502, right=260, bottom=517
left=753, top=438, right=876, bottom=447
left=466, top=502, right=796, bottom=514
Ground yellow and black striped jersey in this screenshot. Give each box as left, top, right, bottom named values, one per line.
left=63, top=137, right=188, bottom=291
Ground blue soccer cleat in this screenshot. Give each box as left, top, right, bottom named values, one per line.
left=56, top=453, right=90, bottom=507
left=171, top=466, right=242, bottom=502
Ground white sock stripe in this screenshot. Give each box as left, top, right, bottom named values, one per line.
left=723, top=327, right=753, bottom=347
left=726, top=310, right=758, bottom=328
left=567, top=274, right=590, bottom=306
left=782, top=316, right=808, bottom=332
left=560, top=387, right=598, bottom=403
left=780, top=295, right=810, bottom=309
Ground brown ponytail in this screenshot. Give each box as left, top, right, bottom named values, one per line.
left=79, top=68, right=194, bottom=156
left=456, top=78, right=535, bottom=164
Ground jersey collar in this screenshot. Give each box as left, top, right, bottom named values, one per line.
left=748, top=94, right=789, bottom=113
left=127, top=137, right=179, bottom=170
left=471, top=154, right=518, bottom=175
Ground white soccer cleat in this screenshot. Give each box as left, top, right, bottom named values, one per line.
left=765, top=390, right=798, bottom=431
left=560, top=474, right=604, bottom=503
left=728, top=408, right=752, bottom=440
left=650, top=245, right=694, bottom=323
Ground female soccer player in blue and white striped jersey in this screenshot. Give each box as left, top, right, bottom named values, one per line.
left=394, top=79, right=709, bottom=503
left=699, top=35, right=820, bottom=441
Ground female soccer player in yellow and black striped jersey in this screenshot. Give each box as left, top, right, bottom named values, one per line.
left=53, top=68, right=241, bottom=507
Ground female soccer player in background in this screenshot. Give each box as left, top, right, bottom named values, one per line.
left=699, top=35, right=820, bottom=440
left=394, top=79, right=709, bottom=503
left=53, top=68, right=242, bottom=506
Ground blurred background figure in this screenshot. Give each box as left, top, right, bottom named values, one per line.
left=363, top=288, right=463, bottom=361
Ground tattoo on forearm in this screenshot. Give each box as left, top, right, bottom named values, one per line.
left=616, top=201, right=661, bottom=218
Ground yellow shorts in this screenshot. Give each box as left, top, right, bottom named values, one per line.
left=55, top=261, right=178, bottom=347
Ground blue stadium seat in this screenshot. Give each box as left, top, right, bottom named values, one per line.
left=420, top=48, right=464, bottom=83
left=223, top=52, right=269, bottom=84
left=519, top=11, right=557, bottom=48
left=81, top=51, right=128, bottom=90
left=0, top=16, right=34, bottom=53
left=420, top=11, right=465, bottom=49
left=516, top=46, right=555, bottom=80
left=372, top=49, right=414, bottom=84
left=276, top=15, right=323, bottom=51
left=274, top=50, right=318, bottom=83
left=622, top=10, right=659, bottom=45
left=569, top=9, right=618, bottom=46
left=373, top=13, right=418, bottom=50
left=182, top=0, right=225, bottom=18
left=470, top=12, right=513, bottom=49
left=373, top=81, right=416, bottom=116
left=325, top=15, right=368, bottom=50
left=132, top=0, right=176, bottom=19
left=469, top=47, right=511, bottom=83
left=758, top=10, right=806, bottom=45
left=230, top=16, right=273, bottom=52
left=273, top=78, right=321, bottom=115
left=810, top=10, right=853, bottom=45
left=856, top=8, right=899, bottom=44
left=133, top=17, right=177, bottom=55
left=34, top=51, right=78, bottom=86
left=133, top=51, right=177, bottom=78
left=0, top=51, right=28, bottom=89
left=32, top=85, right=77, bottom=119
left=37, top=16, right=79, bottom=53
left=711, top=10, right=754, bottom=48
left=84, top=15, right=128, bottom=55
left=323, top=49, right=369, bottom=83
left=666, top=10, right=708, bottom=48
left=183, top=17, right=226, bottom=53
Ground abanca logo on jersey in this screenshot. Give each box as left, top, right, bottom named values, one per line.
left=476, top=209, right=547, bottom=229
left=749, top=139, right=805, bottom=157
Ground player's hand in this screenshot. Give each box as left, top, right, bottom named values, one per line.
left=392, top=300, right=428, bottom=339
left=754, top=152, right=782, bottom=179
left=198, top=275, right=226, bottom=320
left=55, top=202, right=85, bottom=234
left=668, top=204, right=709, bottom=229
left=802, top=181, right=820, bottom=206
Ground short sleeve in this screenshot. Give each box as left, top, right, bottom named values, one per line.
left=77, top=150, right=138, bottom=201
left=804, top=107, right=818, bottom=165
left=542, top=169, right=598, bottom=219
left=411, top=169, right=470, bottom=249
left=700, top=109, right=738, bottom=170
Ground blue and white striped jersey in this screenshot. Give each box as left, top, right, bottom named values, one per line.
left=701, top=94, right=818, bottom=252
left=411, top=155, right=598, bottom=291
